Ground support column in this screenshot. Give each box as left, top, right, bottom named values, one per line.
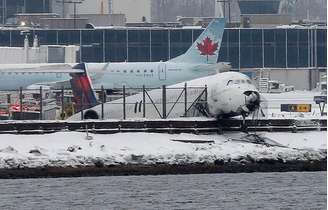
left=123, top=85, right=126, bottom=120
left=61, top=86, right=65, bottom=119
left=19, top=87, right=23, bottom=120
left=39, top=86, right=43, bottom=120
left=101, top=85, right=105, bottom=120
left=142, top=85, right=146, bottom=118
left=162, top=85, right=166, bottom=119
left=184, top=83, right=187, bottom=117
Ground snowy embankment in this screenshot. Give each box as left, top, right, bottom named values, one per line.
left=0, top=131, right=326, bottom=171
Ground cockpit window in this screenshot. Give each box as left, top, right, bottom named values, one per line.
left=227, top=79, right=252, bottom=86
left=227, top=80, right=233, bottom=86
left=234, top=80, right=240, bottom=84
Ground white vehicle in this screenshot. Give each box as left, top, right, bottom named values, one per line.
left=68, top=71, right=260, bottom=120
left=268, top=80, right=294, bottom=93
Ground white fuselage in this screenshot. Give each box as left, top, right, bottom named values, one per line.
left=86, top=62, right=220, bottom=89
left=0, top=61, right=225, bottom=90
left=0, top=63, right=74, bottom=90
left=0, top=18, right=227, bottom=91
left=69, top=72, right=260, bottom=120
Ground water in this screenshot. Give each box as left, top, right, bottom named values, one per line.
left=0, top=172, right=326, bottom=210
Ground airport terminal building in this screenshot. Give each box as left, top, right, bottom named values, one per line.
left=0, top=27, right=324, bottom=67
left=0, top=0, right=325, bottom=90
left=0, top=26, right=325, bottom=90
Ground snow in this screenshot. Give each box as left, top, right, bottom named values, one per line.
left=0, top=131, right=326, bottom=169
left=264, top=131, right=327, bottom=150
left=255, top=91, right=326, bottom=119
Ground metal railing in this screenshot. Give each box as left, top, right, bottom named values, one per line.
left=0, top=84, right=208, bottom=121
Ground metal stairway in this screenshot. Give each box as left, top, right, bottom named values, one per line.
left=258, top=70, right=270, bottom=93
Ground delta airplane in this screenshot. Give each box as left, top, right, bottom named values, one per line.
left=68, top=71, right=260, bottom=120
left=0, top=18, right=229, bottom=90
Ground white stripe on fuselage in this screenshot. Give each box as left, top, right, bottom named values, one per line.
left=87, top=62, right=216, bottom=89
left=0, top=61, right=217, bottom=90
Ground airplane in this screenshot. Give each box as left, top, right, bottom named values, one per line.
left=0, top=18, right=229, bottom=91
left=68, top=71, right=261, bottom=120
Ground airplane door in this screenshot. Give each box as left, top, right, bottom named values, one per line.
left=158, top=63, right=166, bottom=81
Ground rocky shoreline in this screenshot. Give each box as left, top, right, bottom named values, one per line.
left=0, top=131, right=326, bottom=179
left=0, top=159, right=326, bottom=179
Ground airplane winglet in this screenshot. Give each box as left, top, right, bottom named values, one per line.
left=169, top=18, right=225, bottom=64
left=70, top=63, right=98, bottom=112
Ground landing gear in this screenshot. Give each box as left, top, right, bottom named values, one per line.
left=241, top=113, right=248, bottom=133
left=84, top=109, right=99, bottom=119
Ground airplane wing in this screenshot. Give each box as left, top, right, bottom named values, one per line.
left=26, top=80, right=72, bottom=90
left=0, top=63, right=84, bottom=73
left=0, top=63, right=86, bottom=90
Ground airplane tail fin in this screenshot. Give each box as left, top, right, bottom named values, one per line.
left=170, top=18, right=225, bottom=64
left=70, top=63, right=98, bottom=112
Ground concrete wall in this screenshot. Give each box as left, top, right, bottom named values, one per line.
left=269, top=69, right=321, bottom=90
left=78, top=14, right=126, bottom=26
left=244, top=68, right=323, bottom=91
left=64, top=46, right=80, bottom=63
left=269, top=69, right=312, bottom=90
left=151, top=0, right=215, bottom=22
left=40, top=18, right=88, bottom=29
left=51, top=1, right=64, bottom=17
left=76, top=0, right=110, bottom=15
left=0, top=45, right=79, bottom=64
left=0, top=47, right=47, bottom=64
left=111, top=0, right=151, bottom=23
left=240, top=14, right=292, bottom=27
left=54, top=0, right=110, bottom=17
left=92, top=0, right=221, bottom=23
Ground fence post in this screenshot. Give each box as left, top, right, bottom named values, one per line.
left=61, top=86, right=64, bottom=120
left=162, top=85, right=166, bottom=119
left=101, top=85, right=105, bottom=120
left=39, top=86, right=43, bottom=120
left=123, top=85, right=126, bottom=120
left=142, top=85, right=146, bottom=118
left=184, top=83, right=187, bottom=117
left=204, top=85, right=208, bottom=103
left=7, top=94, right=10, bottom=104
left=19, top=87, right=23, bottom=120
left=81, top=92, right=84, bottom=120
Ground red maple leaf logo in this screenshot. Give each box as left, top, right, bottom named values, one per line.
left=197, top=37, right=218, bottom=57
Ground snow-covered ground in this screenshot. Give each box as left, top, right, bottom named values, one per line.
left=258, top=91, right=326, bottom=119
left=0, top=131, right=326, bottom=169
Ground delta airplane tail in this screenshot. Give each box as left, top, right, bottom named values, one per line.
left=70, top=63, right=98, bottom=112
left=169, top=18, right=225, bottom=64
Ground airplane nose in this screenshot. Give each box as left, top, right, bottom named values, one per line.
left=241, top=91, right=260, bottom=114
